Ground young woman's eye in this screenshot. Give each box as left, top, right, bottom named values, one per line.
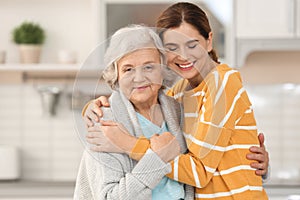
left=165, top=45, right=178, bottom=52
left=187, top=43, right=197, bottom=49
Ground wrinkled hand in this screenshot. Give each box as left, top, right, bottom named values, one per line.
left=150, top=132, right=180, bottom=163
left=83, top=96, right=110, bottom=127
left=86, top=125, right=124, bottom=153
left=247, top=133, right=269, bottom=176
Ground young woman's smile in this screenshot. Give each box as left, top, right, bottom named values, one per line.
left=176, top=61, right=196, bottom=70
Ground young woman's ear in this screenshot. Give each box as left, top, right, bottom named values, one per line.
left=207, top=32, right=213, bottom=52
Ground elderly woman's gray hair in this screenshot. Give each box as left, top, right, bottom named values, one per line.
left=102, top=24, right=176, bottom=89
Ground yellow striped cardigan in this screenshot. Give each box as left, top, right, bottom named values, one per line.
left=131, top=64, right=268, bottom=199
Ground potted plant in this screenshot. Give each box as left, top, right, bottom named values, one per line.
left=12, top=21, right=45, bottom=63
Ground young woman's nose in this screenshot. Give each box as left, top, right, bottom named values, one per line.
left=176, top=48, right=189, bottom=61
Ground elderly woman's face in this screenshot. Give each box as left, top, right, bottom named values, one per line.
left=117, top=48, right=163, bottom=105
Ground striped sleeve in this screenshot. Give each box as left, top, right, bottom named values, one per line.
left=130, top=137, right=150, bottom=160
left=166, top=127, right=232, bottom=188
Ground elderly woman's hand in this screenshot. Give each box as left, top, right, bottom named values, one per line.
left=150, top=132, right=180, bottom=163
left=83, top=96, right=110, bottom=127
left=247, top=133, right=269, bottom=176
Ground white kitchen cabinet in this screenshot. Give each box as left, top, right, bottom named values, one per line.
left=297, top=0, right=300, bottom=36
left=236, top=0, right=295, bottom=38
left=234, top=0, right=300, bottom=67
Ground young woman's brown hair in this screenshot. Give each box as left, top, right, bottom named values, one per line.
left=156, top=2, right=220, bottom=63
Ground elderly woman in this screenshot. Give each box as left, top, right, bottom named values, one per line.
left=74, top=25, right=194, bottom=199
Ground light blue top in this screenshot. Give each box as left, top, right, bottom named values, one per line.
left=136, top=112, right=185, bottom=200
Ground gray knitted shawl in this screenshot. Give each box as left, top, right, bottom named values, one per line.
left=109, top=89, right=187, bottom=154
left=74, top=89, right=194, bottom=200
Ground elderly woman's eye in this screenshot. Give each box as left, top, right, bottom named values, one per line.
left=124, top=67, right=133, bottom=72
left=143, top=65, right=154, bottom=71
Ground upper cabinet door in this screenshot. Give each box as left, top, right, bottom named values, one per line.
left=297, top=0, right=300, bottom=36
left=236, top=0, right=295, bottom=38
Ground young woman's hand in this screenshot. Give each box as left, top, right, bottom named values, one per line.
left=150, top=132, right=180, bottom=163
left=86, top=120, right=137, bottom=154
left=247, top=133, right=269, bottom=176
left=83, top=96, right=110, bottom=127
left=86, top=125, right=124, bottom=153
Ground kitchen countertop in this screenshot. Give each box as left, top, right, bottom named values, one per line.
left=0, top=181, right=75, bottom=198
left=264, top=185, right=300, bottom=200
left=1, top=181, right=299, bottom=199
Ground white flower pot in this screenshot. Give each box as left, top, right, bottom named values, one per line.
left=19, top=44, right=42, bottom=63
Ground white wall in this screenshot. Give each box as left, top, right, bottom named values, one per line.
left=0, top=0, right=95, bottom=63
left=0, top=83, right=84, bottom=181
left=240, top=51, right=300, bottom=185
left=246, top=84, right=300, bottom=185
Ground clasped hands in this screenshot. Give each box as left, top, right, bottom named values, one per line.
left=86, top=120, right=180, bottom=163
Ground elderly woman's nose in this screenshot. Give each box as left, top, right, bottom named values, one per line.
left=133, top=68, right=146, bottom=82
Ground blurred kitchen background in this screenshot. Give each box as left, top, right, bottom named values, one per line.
left=0, top=0, right=300, bottom=199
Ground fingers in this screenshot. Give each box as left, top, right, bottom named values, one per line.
left=246, top=152, right=264, bottom=162
left=86, top=137, right=101, bottom=145
left=247, top=144, right=269, bottom=177
left=86, top=132, right=100, bottom=138
left=249, top=146, right=265, bottom=154
left=255, top=169, right=267, bottom=176
left=86, top=98, right=107, bottom=123
left=86, top=131, right=104, bottom=145
left=100, top=120, right=118, bottom=126
left=87, top=126, right=102, bottom=132
left=97, top=96, right=110, bottom=107
left=150, top=132, right=177, bottom=153
left=257, top=133, right=265, bottom=147
left=250, top=162, right=267, bottom=175
left=85, top=105, right=99, bottom=123
left=250, top=160, right=266, bottom=169
left=100, top=121, right=130, bottom=137
left=83, top=115, right=94, bottom=127
left=92, top=99, right=104, bottom=118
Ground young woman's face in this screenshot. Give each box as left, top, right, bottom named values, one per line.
left=163, top=22, right=213, bottom=82
left=117, top=48, right=163, bottom=105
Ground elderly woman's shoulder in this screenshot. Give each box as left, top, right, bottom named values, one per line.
left=160, top=92, right=182, bottom=113
left=160, top=90, right=179, bottom=103
left=164, top=93, right=179, bottom=104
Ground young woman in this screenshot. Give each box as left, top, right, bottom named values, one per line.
left=83, top=2, right=269, bottom=199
